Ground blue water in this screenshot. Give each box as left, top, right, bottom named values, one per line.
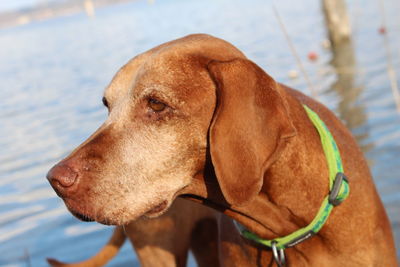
left=0, top=0, right=399, bottom=265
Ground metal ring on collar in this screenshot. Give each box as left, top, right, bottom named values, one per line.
left=272, top=241, right=286, bottom=267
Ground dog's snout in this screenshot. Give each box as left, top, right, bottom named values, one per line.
left=47, top=164, right=78, bottom=196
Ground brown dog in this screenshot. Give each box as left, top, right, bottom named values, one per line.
left=47, top=34, right=398, bottom=266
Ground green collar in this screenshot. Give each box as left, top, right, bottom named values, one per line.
left=236, top=105, right=350, bottom=251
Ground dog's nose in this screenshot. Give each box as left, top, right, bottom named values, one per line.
left=47, top=163, right=78, bottom=197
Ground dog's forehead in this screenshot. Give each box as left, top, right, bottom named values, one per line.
left=140, top=54, right=209, bottom=91
left=106, top=51, right=212, bottom=106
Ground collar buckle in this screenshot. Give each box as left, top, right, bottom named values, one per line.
left=328, top=172, right=349, bottom=206
left=272, top=241, right=286, bottom=267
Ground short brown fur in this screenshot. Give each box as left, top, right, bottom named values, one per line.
left=47, top=34, right=397, bottom=266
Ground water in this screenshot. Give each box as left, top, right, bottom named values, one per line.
left=0, top=0, right=399, bottom=265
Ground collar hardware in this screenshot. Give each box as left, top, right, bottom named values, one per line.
left=329, top=172, right=349, bottom=206
left=234, top=105, right=350, bottom=259
left=272, top=241, right=286, bottom=267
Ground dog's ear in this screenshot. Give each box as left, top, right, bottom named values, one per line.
left=207, top=58, right=296, bottom=206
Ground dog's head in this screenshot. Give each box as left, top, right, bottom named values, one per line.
left=47, top=34, right=295, bottom=225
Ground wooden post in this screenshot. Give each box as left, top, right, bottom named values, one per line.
left=83, top=0, right=95, bottom=18
left=322, top=0, right=351, bottom=46
left=322, top=0, right=371, bottom=150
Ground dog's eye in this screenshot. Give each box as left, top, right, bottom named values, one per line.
left=102, top=97, right=109, bottom=108
left=148, top=98, right=166, bottom=112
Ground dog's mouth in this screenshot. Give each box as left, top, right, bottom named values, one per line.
left=64, top=200, right=98, bottom=223
left=144, top=200, right=169, bottom=218
left=64, top=196, right=172, bottom=225
left=70, top=209, right=95, bottom=222
left=69, top=208, right=118, bottom=225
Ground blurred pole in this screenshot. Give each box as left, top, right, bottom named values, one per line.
left=323, top=1, right=372, bottom=154
left=329, top=40, right=372, bottom=154
left=322, top=0, right=351, bottom=46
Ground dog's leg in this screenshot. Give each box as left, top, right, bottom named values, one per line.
left=190, top=217, right=219, bottom=267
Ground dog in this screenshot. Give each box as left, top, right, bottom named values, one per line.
left=47, top=34, right=398, bottom=266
